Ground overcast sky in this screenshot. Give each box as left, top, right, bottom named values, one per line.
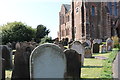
left=0, top=0, right=71, bottom=39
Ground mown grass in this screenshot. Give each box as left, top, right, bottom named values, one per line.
left=100, top=48, right=118, bottom=78
left=81, top=58, right=103, bottom=78
left=81, top=48, right=119, bottom=79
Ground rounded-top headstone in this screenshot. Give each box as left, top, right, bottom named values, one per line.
left=69, top=41, right=85, bottom=66
left=69, top=41, right=85, bottom=55
left=30, top=43, right=66, bottom=78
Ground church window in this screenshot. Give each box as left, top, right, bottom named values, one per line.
left=114, top=2, right=117, bottom=16
left=76, top=7, right=79, bottom=13
left=92, top=6, right=95, bottom=16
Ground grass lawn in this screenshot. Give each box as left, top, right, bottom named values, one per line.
left=81, top=49, right=118, bottom=79
left=81, top=58, right=103, bottom=78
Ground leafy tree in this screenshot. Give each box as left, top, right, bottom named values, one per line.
left=1, top=22, right=35, bottom=44
left=40, top=36, right=53, bottom=44
left=35, top=24, right=50, bottom=43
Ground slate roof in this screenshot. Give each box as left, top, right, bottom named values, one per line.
left=63, top=4, right=71, bottom=12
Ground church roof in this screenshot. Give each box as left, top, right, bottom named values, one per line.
left=63, top=4, right=71, bottom=12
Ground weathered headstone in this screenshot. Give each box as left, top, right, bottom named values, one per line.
left=11, top=42, right=35, bottom=79
left=92, top=43, right=100, bottom=53
left=54, top=42, right=65, bottom=51
left=64, top=49, right=81, bottom=78
left=82, top=42, right=89, bottom=47
left=11, top=42, right=16, bottom=50
left=69, top=41, right=85, bottom=66
left=0, top=46, right=2, bottom=80
left=84, top=47, right=92, bottom=58
left=93, top=39, right=102, bottom=44
left=106, top=38, right=113, bottom=51
left=0, top=45, right=8, bottom=79
left=99, top=44, right=107, bottom=53
left=1, top=45, right=13, bottom=70
left=2, top=58, right=5, bottom=79
left=30, top=43, right=66, bottom=78
left=86, top=40, right=92, bottom=47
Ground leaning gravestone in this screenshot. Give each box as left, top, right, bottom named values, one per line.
left=69, top=41, right=85, bottom=66
left=30, top=43, right=66, bottom=78
left=92, top=43, right=100, bottom=53
left=64, top=49, right=81, bottom=78
left=106, top=38, right=113, bottom=51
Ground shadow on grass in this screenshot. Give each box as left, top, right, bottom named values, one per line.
left=82, top=66, right=103, bottom=68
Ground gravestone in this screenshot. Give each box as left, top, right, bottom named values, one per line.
left=86, top=40, right=92, bottom=47
left=82, top=42, right=89, bottom=47
left=93, top=39, right=102, bottom=44
left=84, top=47, right=92, bottom=58
left=106, top=38, right=113, bottom=51
left=30, top=43, right=66, bottom=78
left=92, top=43, right=100, bottom=53
left=0, top=45, right=7, bottom=79
left=54, top=42, right=65, bottom=51
left=1, top=45, right=13, bottom=70
left=99, top=44, right=107, bottom=53
left=0, top=46, right=2, bottom=80
left=64, top=49, right=81, bottom=78
left=11, top=41, right=36, bottom=79
left=69, top=41, right=85, bottom=66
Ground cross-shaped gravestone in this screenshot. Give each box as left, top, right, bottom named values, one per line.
left=30, top=43, right=66, bottom=78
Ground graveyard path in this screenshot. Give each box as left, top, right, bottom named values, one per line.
left=112, top=51, right=120, bottom=80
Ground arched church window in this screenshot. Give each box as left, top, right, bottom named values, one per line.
left=114, top=2, right=117, bottom=16
left=92, top=6, right=95, bottom=16
left=107, top=2, right=112, bottom=15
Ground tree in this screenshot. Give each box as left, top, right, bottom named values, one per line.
left=35, top=24, right=50, bottom=43
left=40, top=36, right=53, bottom=44
left=1, top=22, right=35, bottom=44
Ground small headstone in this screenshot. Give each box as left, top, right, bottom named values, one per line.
left=84, top=47, right=92, bottom=58
left=64, top=49, right=81, bottom=78
left=92, top=43, right=100, bottom=53
left=99, top=44, right=107, bottom=53
left=11, top=42, right=16, bottom=50
left=106, top=38, right=113, bottom=51
left=93, top=39, right=102, bottom=44
left=86, top=40, right=92, bottom=47
left=30, top=43, right=66, bottom=78
left=82, top=42, right=89, bottom=47
left=69, top=41, right=85, bottom=66
left=54, top=42, right=65, bottom=51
